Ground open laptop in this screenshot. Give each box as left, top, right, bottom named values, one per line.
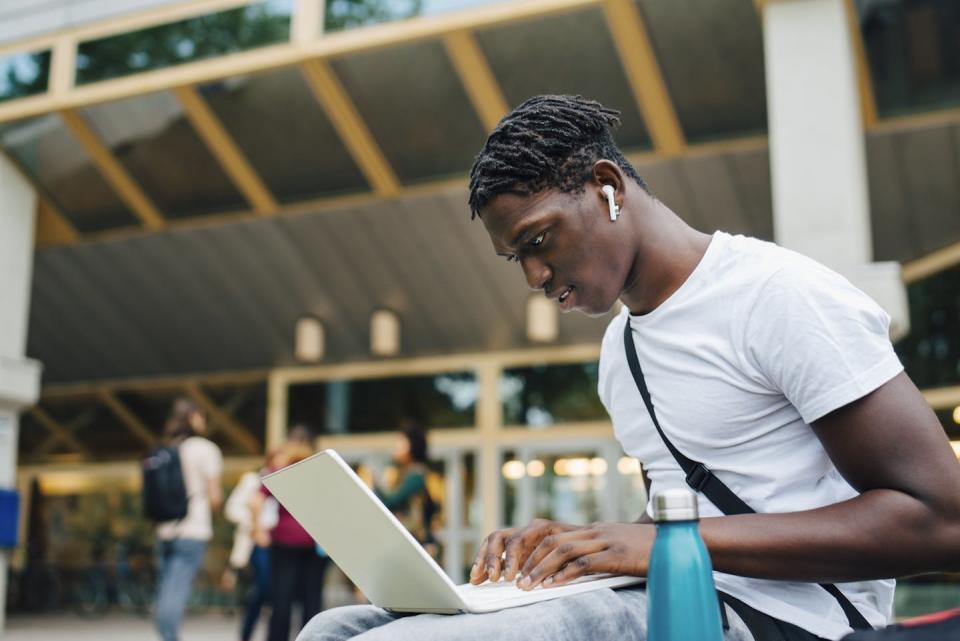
left=262, top=449, right=644, bottom=614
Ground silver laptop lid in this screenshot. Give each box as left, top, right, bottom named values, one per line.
left=262, top=449, right=466, bottom=612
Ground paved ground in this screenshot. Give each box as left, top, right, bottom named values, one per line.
left=4, top=612, right=265, bottom=640
left=4, top=583, right=360, bottom=640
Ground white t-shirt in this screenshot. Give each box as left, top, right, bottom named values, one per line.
left=598, top=231, right=903, bottom=640
left=157, top=436, right=223, bottom=542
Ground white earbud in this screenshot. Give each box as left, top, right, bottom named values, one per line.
left=601, top=185, right=620, bottom=222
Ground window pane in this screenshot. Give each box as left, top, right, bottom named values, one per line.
left=76, top=0, right=294, bottom=85
left=501, top=362, right=606, bottom=427
left=859, top=0, right=960, bottom=116
left=325, top=0, right=504, bottom=32
left=895, top=576, right=960, bottom=619
left=501, top=450, right=607, bottom=527
left=288, top=372, right=477, bottom=434
left=0, top=50, right=50, bottom=103
left=896, top=265, right=960, bottom=389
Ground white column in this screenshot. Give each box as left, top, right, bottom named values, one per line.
left=0, top=152, right=43, bottom=632
left=763, top=0, right=909, bottom=339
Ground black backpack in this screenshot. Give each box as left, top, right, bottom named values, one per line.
left=141, top=444, right=188, bottom=522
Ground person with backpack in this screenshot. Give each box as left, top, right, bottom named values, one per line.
left=146, top=397, right=223, bottom=641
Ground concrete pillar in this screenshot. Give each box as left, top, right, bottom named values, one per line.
left=0, top=152, right=43, bottom=632
left=763, top=0, right=909, bottom=340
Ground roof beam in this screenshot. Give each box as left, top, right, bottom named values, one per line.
left=843, top=0, right=878, bottom=128
left=98, top=389, right=157, bottom=448
left=602, top=0, right=685, bottom=155
left=43, top=370, right=268, bottom=399
left=300, top=59, right=401, bottom=196
left=902, top=240, right=960, bottom=284
left=29, top=407, right=92, bottom=459
left=35, top=196, right=80, bottom=246
left=442, top=30, right=509, bottom=132
left=183, top=383, right=261, bottom=455
left=59, top=109, right=166, bottom=230
left=173, top=85, right=278, bottom=215
left=0, top=0, right=603, bottom=126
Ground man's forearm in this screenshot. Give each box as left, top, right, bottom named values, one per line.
left=701, top=489, right=960, bottom=582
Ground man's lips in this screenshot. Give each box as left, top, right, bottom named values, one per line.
left=546, top=285, right=576, bottom=306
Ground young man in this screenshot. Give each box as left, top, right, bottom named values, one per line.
left=298, top=95, right=960, bottom=641
left=154, top=398, right=223, bottom=641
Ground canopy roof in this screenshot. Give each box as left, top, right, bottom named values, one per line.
left=0, top=0, right=956, bottom=384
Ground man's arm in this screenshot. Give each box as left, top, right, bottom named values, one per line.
left=479, top=373, right=960, bottom=589
left=702, top=372, right=960, bottom=581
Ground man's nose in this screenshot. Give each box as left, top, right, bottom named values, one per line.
left=521, top=256, right=552, bottom=291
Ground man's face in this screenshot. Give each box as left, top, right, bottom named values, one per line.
left=480, top=187, right=627, bottom=317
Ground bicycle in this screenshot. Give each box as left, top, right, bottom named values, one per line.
left=73, top=540, right=155, bottom=618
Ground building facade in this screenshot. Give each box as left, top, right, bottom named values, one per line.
left=2, top=0, right=960, bottom=624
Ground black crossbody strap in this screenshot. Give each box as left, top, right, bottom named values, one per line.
left=623, top=320, right=871, bottom=630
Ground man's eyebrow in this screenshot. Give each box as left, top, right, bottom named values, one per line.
left=510, top=223, right=534, bottom=248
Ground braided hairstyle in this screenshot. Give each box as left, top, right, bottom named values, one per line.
left=468, top=95, right=648, bottom=218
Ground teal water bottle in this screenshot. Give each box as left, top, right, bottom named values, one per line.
left=647, top=488, right=723, bottom=641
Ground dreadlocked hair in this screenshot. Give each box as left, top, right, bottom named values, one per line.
left=468, top=95, right=648, bottom=218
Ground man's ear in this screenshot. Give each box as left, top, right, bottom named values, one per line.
left=592, top=160, right=625, bottom=217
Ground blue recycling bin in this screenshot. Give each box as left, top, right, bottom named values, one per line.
left=0, top=489, right=19, bottom=548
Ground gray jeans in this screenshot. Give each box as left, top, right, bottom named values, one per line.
left=296, top=587, right=755, bottom=641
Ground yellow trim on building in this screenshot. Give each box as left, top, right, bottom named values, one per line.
left=173, top=84, right=279, bottom=215
left=300, top=59, right=402, bottom=196
left=443, top=30, right=509, bottom=132
left=602, top=0, right=685, bottom=155
left=58, top=109, right=166, bottom=230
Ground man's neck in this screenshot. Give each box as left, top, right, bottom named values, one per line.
left=620, top=202, right=712, bottom=316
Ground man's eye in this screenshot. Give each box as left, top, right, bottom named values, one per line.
left=530, top=232, right=546, bottom=247
left=506, top=254, right=519, bottom=263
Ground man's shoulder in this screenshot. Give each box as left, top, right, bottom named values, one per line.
left=599, top=307, right=629, bottom=354
left=598, top=307, right=630, bottom=385
left=715, top=233, right=849, bottom=305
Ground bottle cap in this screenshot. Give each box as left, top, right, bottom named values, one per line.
left=652, top=487, right=699, bottom=522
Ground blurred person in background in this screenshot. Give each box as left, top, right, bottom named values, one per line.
left=222, top=447, right=283, bottom=641
left=154, top=398, right=223, bottom=641
left=253, top=440, right=329, bottom=641
left=287, top=423, right=316, bottom=447
left=376, top=421, right=438, bottom=558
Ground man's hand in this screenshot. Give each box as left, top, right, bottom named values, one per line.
left=469, top=519, right=582, bottom=584
left=469, top=519, right=655, bottom=589
left=515, top=522, right=654, bottom=590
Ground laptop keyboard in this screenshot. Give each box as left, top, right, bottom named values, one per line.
left=456, top=574, right=620, bottom=607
